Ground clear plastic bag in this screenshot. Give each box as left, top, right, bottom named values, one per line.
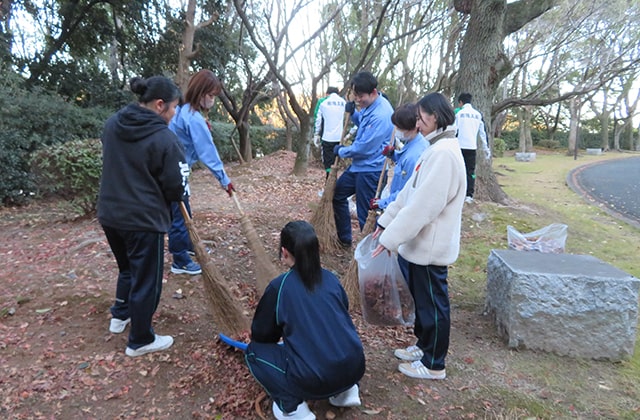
left=354, top=233, right=415, bottom=326
left=507, top=223, right=568, bottom=254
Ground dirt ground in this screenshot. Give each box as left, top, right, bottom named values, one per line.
left=1, top=150, right=637, bottom=419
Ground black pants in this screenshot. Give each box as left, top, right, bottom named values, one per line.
left=407, top=262, right=450, bottom=371
left=321, top=140, right=339, bottom=172
left=102, top=226, right=165, bottom=349
left=461, top=148, right=476, bottom=198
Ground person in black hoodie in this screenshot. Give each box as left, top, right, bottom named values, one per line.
left=246, top=221, right=365, bottom=420
left=98, top=76, right=187, bottom=357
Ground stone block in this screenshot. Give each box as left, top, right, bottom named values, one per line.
left=485, top=249, right=639, bottom=360
left=515, top=152, right=536, bottom=162
left=586, top=148, right=602, bottom=155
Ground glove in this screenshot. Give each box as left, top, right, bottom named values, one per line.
left=344, top=101, right=356, bottom=114
left=484, top=147, right=491, bottom=160
left=382, top=145, right=395, bottom=157
left=333, top=144, right=343, bottom=157
left=225, top=182, right=235, bottom=197
left=369, top=198, right=380, bottom=210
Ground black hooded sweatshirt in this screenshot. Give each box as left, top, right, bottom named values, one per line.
left=98, top=103, right=187, bottom=233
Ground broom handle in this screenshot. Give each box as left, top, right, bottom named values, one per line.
left=179, top=201, right=191, bottom=222
left=374, top=128, right=397, bottom=199
left=331, top=90, right=354, bottom=167
left=231, top=191, right=245, bottom=216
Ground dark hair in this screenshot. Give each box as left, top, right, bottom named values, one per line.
left=458, top=92, right=472, bottom=104
left=130, top=76, right=181, bottom=105
left=280, top=220, right=322, bottom=291
left=418, top=93, right=455, bottom=130
left=326, top=86, right=339, bottom=95
left=350, top=71, right=377, bottom=95
left=391, top=103, right=418, bottom=130
left=184, top=69, right=223, bottom=112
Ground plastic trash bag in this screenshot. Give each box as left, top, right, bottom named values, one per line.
left=507, top=223, right=568, bottom=254
left=354, top=233, right=415, bottom=326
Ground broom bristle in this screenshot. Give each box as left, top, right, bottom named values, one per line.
left=343, top=257, right=361, bottom=311
left=310, top=165, right=342, bottom=253
left=239, top=216, right=279, bottom=295
left=183, top=212, right=250, bottom=337
left=342, top=209, right=378, bottom=312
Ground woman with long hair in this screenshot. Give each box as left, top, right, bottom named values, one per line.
left=246, top=221, right=365, bottom=420
left=168, top=69, right=234, bottom=275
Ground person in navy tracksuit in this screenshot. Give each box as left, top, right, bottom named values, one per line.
left=245, top=221, right=365, bottom=420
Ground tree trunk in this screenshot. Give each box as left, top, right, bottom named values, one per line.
left=238, top=121, right=252, bottom=163
left=567, top=97, right=580, bottom=155
left=454, top=0, right=556, bottom=203
left=176, top=0, right=197, bottom=91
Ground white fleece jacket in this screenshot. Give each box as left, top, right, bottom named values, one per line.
left=378, top=127, right=466, bottom=266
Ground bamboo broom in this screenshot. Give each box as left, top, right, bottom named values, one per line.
left=231, top=192, right=279, bottom=296
left=310, top=109, right=352, bottom=253
left=179, top=202, right=250, bottom=337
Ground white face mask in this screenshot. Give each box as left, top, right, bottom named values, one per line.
left=395, top=130, right=413, bottom=142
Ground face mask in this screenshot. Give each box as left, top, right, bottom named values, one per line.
left=395, top=130, right=413, bottom=142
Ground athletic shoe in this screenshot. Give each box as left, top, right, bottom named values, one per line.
left=398, top=360, right=446, bottom=380
left=170, top=261, right=202, bottom=275
left=109, top=317, right=130, bottom=334
left=464, top=196, right=474, bottom=204
left=272, top=401, right=315, bottom=420
left=394, top=345, right=424, bottom=361
left=187, top=247, right=212, bottom=256
left=125, top=334, right=174, bottom=357
left=329, top=384, right=361, bottom=407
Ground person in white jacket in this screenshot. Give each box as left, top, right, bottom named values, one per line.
left=313, top=87, right=346, bottom=177
left=455, top=93, right=490, bottom=203
left=372, top=92, right=466, bottom=380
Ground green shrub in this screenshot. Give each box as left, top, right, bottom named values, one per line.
left=29, top=138, right=102, bottom=217
left=0, top=80, right=110, bottom=205
left=537, top=139, right=561, bottom=149
left=492, top=137, right=506, bottom=157
left=210, top=121, right=288, bottom=162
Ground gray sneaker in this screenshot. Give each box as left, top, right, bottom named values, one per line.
left=109, top=317, right=130, bottom=334
left=125, top=334, right=174, bottom=357
left=394, top=345, right=424, bottom=361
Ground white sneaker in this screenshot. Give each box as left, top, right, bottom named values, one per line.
left=398, top=360, right=446, bottom=380
left=394, top=345, right=424, bottom=361
left=272, top=401, right=315, bottom=420
left=125, top=334, right=174, bottom=357
left=109, top=317, right=130, bottom=334
left=329, top=384, right=361, bottom=407
left=464, top=196, right=474, bottom=204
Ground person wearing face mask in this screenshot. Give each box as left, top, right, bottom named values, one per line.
left=372, top=92, right=465, bottom=380
left=167, top=70, right=235, bottom=276
left=369, top=103, right=428, bottom=212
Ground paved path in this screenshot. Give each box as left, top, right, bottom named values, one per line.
left=567, top=156, right=640, bottom=229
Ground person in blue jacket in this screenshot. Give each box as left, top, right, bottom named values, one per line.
left=98, top=76, right=187, bottom=357
left=246, top=221, right=365, bottom=420
left=370, top=103, right=429, bottom=211
left=168, top=70, right=235, bottom=275
left=332, top=71, right=394, bottom=247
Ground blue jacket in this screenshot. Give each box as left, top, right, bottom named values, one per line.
left=251, top=268, right=366, bottom=395
left=338, top=95, right=394, bottom=172
left=169, top=104, right=231, bottom=190
left=378, top=133, right=429, bottom=209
